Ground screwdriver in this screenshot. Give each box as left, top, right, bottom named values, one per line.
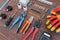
left=4, top=10, right=17, bottom=28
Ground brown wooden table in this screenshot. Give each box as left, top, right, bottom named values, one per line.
left=0, top=0, right=60, bottom=40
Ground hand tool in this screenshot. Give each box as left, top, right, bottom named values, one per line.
left=9, top=13, right=26, bottom=33
left=0, top=13, right=7, bottom=20
left=0, top=0, right=9, bottom=10
left=20, top=16, right=34, bottom=34
left=38, top=0, right=53, bottom=5
left=46, top=5, right=60, bottom=35
left=23, top=20, right=42, bottom=40
left=46, top=6, right=60, bottom=30
left=6, top=6, right=13, bottom=11
left=39, top=32, right=51, bottom=40
left=4, top=10, right=17, bottom=28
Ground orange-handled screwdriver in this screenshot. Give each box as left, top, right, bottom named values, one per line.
left=20, top=16, right=34, bottom=34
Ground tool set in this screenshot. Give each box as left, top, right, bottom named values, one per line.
left=0, top=0, right=60, bottom=40
left=46, top=4, right=60, bottom=34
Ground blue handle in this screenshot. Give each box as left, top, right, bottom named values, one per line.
left=9, top=16, right=20, bottom=30
left=16, top=18, right=24, bottom=33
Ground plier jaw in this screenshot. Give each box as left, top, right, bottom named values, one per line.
left=34, top=20, right=42, bottom=29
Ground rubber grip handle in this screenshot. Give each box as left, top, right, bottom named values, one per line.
left=23, top=22, right=31, bottom=34
left=4, top=16, right=13, bottom=27
left=51, top=19, right=58, bottom=25
left=32, top=29, right=39, bottom=40
left=20, top=21, right=29, bottom=33
left=49, top=16, right=56, bottom=20
left=23, top=27, right=34, bottom=40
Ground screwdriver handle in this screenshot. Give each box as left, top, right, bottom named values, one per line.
left=4, top=16, right=13, bottom=28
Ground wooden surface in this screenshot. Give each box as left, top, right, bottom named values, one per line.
left=0, top=0, right=60, bottom=40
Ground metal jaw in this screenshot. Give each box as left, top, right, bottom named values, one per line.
left=28, top=16, right=34, bottom=23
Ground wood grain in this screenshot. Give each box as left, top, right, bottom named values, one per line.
left=0, top=0, right=60, bottom=40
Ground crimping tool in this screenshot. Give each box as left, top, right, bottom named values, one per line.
left=23, top=20, right=42, bottom=40
left=20, top=16, right=34, bottom=34
left=9, top=13, right=26, bottom=33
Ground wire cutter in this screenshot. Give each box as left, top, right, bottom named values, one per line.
left=20, top=16, right=34, bottom=34
left=23, top=20, right=42, bottom=40
left=9, top=13, right=26, bottom=33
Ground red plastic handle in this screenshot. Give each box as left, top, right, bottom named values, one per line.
left=32, top=29, right=39, bottom=40
left=51, top=19, right=59, bottom=25
left=50, top=16, right=56, bottom=20
left=23, top=27, right=34, bottom=40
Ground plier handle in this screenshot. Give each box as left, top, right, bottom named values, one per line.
left=9, top=13, right=26, bottom=33
left=23, top=20, right=42, bottom=40
left=20, top=16, right=34, bottom=34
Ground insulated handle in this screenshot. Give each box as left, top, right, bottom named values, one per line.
left=32, top=29, right=39, bottom=40
left=23, top=27, right=34, bottom=40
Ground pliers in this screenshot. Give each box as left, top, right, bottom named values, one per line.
left=9, top=13, right=26, bottom=33
left=23, top=20, right=42, bottom=40
left=20, top=16, right=34, bottom=34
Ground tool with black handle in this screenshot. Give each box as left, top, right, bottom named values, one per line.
left=4, top=10, right=17, bottom=28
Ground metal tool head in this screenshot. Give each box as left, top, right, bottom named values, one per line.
left=21, top=13, right=27, bottom=18
left=0, top=0, right=9, bottom=10
left=29, top=16, right=34, bottom=22
left=34, top=20, right=42, bottom=28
